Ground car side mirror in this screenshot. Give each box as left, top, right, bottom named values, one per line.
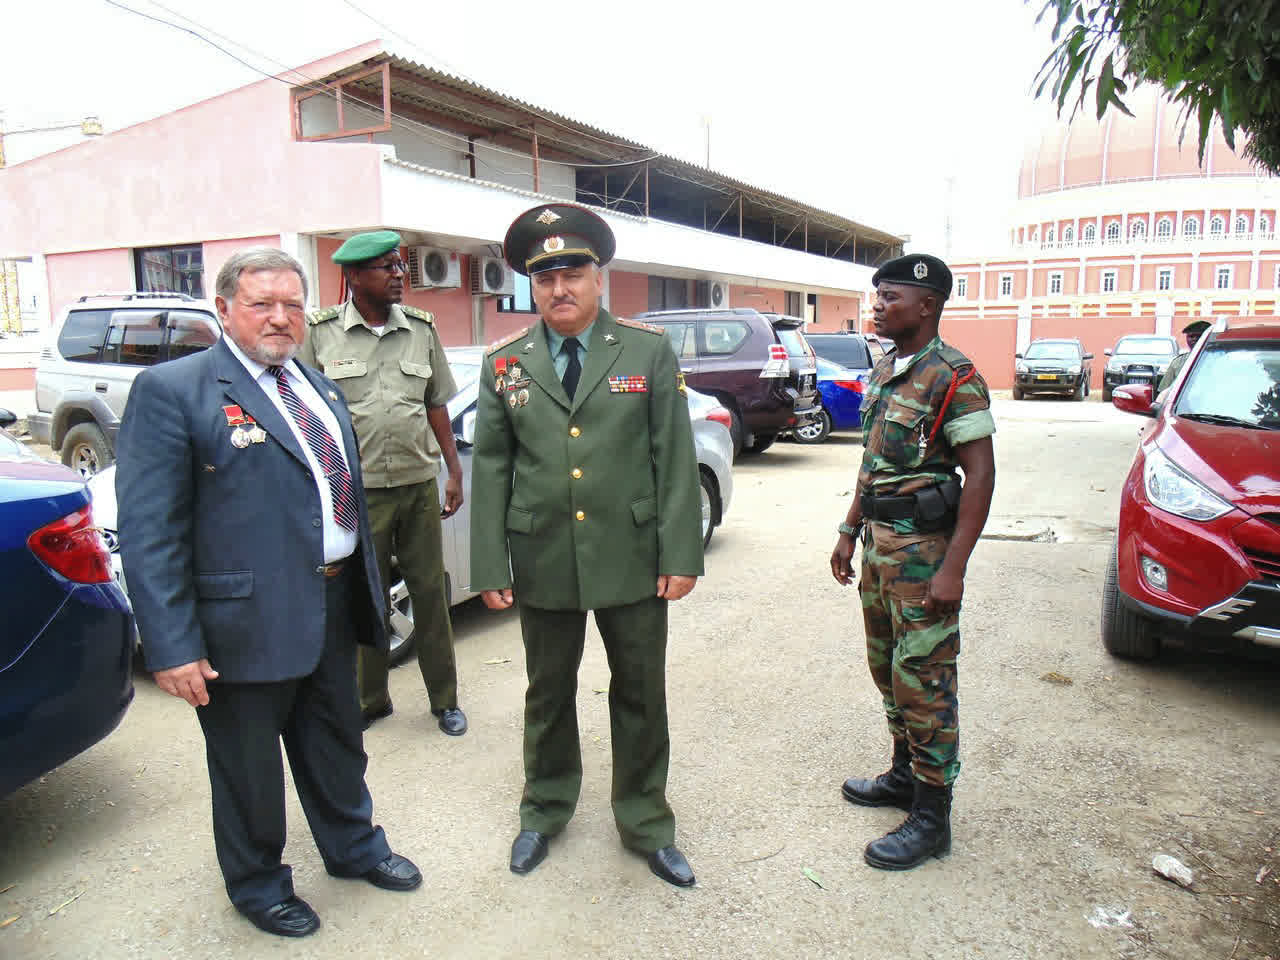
left=1112, top=383, right=1156, bottom=417
left=0, top=407, right=15, bottom=429
left=455, top=409, right=477, bottom=448
left=1083, top=353, right=1094, bottom=360
left=1103, top=349, right=1113, bottom=357
left=1014, top=352, right=1023, bottom=359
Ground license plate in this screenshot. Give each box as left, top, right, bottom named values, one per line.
left=1036, top=374, right=1058, bottom=381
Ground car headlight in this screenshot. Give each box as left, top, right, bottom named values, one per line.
left=1143, top=446, right=1233, bottom=521
left=1067, top=364, right=1081, bottom=375
left=1015, top=362, right=1028, bottom=374
left=1106, top=360, right=1122, bottom=372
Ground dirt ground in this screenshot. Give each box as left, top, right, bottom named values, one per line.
left=2, top=395, right=1277, bottom=959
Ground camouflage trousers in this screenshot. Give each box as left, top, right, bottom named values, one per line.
left=859, top=523, right=961, bottom=787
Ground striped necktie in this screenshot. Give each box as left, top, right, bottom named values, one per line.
left=267, top=365, right=359, bottom=531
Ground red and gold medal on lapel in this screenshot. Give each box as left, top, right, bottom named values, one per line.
left=222, top=404, right=266, bottom=448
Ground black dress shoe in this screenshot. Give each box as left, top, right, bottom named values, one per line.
left=647, top=845, right=696, bottom=887
left=362, top=699, right=393, bottom=731
left=363, top=852, right=423, bottom=891
left=240, top=896, right=320, bottom=938
left=436, top=707, right=468, bottom=736
left=509, top=830, right=549, bottom=875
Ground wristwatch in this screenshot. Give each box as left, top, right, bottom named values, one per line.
left=837, top=521, right=859, bottom=537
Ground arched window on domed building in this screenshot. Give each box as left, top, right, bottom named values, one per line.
left=1105, top=221, right=1121, bottom=243
left=1183, top=216, right=1200, bottom=237
left=1209, top=215, right=1225, bottom=237
left=1063, top=224, right=1075, bottom=244
left=1046, top=226, right=1055, bottom=245
left=1083, top=223, right=1096, bottom=242
left=1261, top=215, right=1273, bottom=238
left=1236, top=215, right=1249, bottom=235
left=1156, top=217, right=1173, bottom=240
left=1130, top=219, right=1147, bottom=240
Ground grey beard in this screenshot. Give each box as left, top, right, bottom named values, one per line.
left=248, top=341, right=299, bottom=366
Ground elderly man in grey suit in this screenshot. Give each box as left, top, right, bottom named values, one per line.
left=116, top=247, right=421, bottom=939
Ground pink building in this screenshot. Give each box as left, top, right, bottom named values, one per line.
left=0, top=41, right=902, bottom=392
left=936, top=87, right=1280, bottom=389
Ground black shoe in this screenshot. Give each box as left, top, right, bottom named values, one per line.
left=647, top=845, right=696, bottom=887
left=240, top=896, right=320, bottom=938
left=864, top=781, right=952, bottom=871
left=842, top=737, right=913, bottom=811
left=362, top=699, right=393, bottom=731
left=436, top=707, right=468, bottom=736
left=509, top=830, right=549, bottom=875
left=363, top=852, right=422, bottom=891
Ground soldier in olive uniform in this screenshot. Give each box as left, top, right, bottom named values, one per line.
left=298, top=231, right=468, bottom=736
left=470, top=204, right=704, bottom=887
left=830, top=253, right=996, bottom=871
left=1157, top=319, right=1210, bottom=393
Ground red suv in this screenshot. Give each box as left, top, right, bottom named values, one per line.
left=1103, top=320, right=1280, bottom=660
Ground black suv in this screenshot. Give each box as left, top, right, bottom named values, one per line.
left=805, top=331, right=890, bottom=370
left=1013, top=338, right=1093, bottom=400
left=633, top=308, right=819, bottom=456
left=1101, top=334, right=1178, bottom=401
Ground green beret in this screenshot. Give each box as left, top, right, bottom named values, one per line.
left=332, top=230, right=403, bottom=265
left=872, top=253, right=953, bottom=299
left=1181, top=319, right=1210, bottom=335
left=504, top=204, right=616, bottom=277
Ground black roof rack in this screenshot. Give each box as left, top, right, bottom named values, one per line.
left=75, top=292, right=197, bottom=303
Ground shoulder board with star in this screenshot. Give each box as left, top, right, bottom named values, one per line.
left=936, top=340, right=977, bottom=371
left=615, top=317, right=664, bottom=335
left=307, top=305, right=341, bottom=326
left=485, top=326, right=530, bottom=356
left=401, top=305, right=435, bottom=324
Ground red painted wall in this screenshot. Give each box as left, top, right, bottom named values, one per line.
left=730, top=283, right=786, bottom=313
left=938, top=314, right=1019, bottom=390
left=813, top=294, right=861, bottom=330
left=609, top=269, right=649, bottom=319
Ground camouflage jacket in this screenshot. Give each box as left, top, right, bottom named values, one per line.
left=857, top=336, right=995, bottom=530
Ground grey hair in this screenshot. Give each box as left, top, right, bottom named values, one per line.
left=215, top=247, right=309, bottom=302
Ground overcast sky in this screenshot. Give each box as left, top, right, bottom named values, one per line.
left=3, top=0, right=1060, bottom=256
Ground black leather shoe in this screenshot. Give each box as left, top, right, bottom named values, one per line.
left=509, top=830, right=549, bottom=875
left=436, top=707, right=468, bottom=736
left=842, top=738, right=913, bottom=811
left=362, top=699, right=393, bottom=731
left=240, top=896, right=320, bottom=938
left=864, top=781, right=952, bottom=871
left=647, top=845, right=696, bottom=887
left=363, top=852, right=422, bottom=891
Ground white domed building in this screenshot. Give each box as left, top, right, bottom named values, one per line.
left=944, top=88, right=1280, bottom=389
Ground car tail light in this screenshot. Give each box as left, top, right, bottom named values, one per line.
left=768, top=344, right=788, bottom=361
left=706, top=408, right=733, bottom=429
left=831, top=379, right=865, bottom=393
left=28, top=505, right=114, bottom=584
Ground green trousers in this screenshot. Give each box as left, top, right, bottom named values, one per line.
left=517, top=596, right=675, bottom=853
left=360, top=479, right=458, bottom=714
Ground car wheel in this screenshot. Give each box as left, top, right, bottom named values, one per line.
left=1074, top=377, right=1087, bottom=401
left=793, top=409, right=831, bottom=444
left=699, top=469, right=720, bottom=549
left=387, top=566, right=416, bottom=667
left=726, top=405, right=745, bottom=458
left=1012, top=386, right=1024, bottom=401
left=1101, top=384, right=1112, bottom=402
left=62, top=423, right=113, bottom=479
left=746, top=432, right=777, bottom=454
left=1101, top=538, right=1159, bottom=660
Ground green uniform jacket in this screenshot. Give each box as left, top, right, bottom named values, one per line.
left=469, top=308, right=704, bottom=611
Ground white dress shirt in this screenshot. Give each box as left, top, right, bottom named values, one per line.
left=223, top=336, right=359, bottom=563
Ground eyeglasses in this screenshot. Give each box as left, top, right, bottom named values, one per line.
left=362, top=259, right=407, bottom=274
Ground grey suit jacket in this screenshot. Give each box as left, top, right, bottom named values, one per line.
left=116, top=337, right=388, bottom=683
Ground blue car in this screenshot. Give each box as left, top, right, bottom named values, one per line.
left=0, top=408, right=134, bottom=798
left=792, top=357, right=870, bottom=443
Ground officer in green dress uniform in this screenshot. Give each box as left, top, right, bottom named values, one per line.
left=1157, top=319, right=1211, bottom=393
left=469, top=203, right=705, bottom=887
left=298, top=230, right=468, bottom=736
left=830, top=253, right=997, bottom=871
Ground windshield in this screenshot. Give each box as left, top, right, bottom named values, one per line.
left=774, top=328, right=812, bottom=360
left=1116, top=337, right=1176, bottom=356
left=1174, top=343, right=1280, bottom=428
left=1024, top=342, right=1079, bottom=361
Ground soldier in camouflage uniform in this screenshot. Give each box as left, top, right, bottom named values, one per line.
left=830, top=253, right=996, bottom=871
left=1156, top=319, right=1210, bottom=393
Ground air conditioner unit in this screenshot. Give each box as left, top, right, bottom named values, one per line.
left=471, top=256, right=515, bottom=296
left=407, top=246, right=461, bottom=290
left=709, top=280, right=730, bottom=309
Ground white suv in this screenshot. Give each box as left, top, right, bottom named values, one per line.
left=29, top=293, right=221, bottom=477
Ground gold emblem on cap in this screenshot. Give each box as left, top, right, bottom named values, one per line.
left=535, top=209, right=562, bottom=225
left=913, top=261, right=928, bottom=280
left=543, top=236, right=565, bottom=253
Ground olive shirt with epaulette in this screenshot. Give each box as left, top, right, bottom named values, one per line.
left=297, top=301, right=457, bottom=489
left=857, top=336, right=995, bottom=531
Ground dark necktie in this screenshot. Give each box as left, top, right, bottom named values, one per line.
left=267, top=365, right=359, bottom=531
left=561, top=337, right=582, bottom=399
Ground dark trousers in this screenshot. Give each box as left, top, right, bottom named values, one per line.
left=518, top=596, right=675, bottom=853
left=360, top=479, right=458, bottom=713
left=196, top=567, right=391, bottom=912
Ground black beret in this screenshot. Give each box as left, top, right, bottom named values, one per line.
left=872, top=253, right=953, bottom=299
left=504, top=203, right=616, bottom=277
left=1181, top=319, right=1210, bottom=335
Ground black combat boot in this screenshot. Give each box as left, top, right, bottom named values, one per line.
left=863, top=780, right=952, bottom=871
left=841, top=738, right=913, bottom=811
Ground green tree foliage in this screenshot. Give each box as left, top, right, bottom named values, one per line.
left=1033, top=1, right=1280, bottom=173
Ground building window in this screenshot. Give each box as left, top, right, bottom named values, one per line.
left=647, top=276, right=689, bottom=311
left=1032, top=227, right=1040, bottom=244
left=1236, top=215, right=1249, bottom=235
left=1045, top=227, right=1056, bottom=244
left=1157, top=268, right=1173, bottom=291
left=1275, top=264, right=1280, bottom=288
left=1183, top=216, right=1200, bottom=237
left=955, top=276, right=967, bottom=299
left=1063, top=224, right=1075, bottom=244
left=1156, top=217, right=1174, bottom=240
left=785, top=291, right=803, bottom=316
left=1105, top=221, right=1121, bottom=243
left=134, top=245, right=204, bottom=297
left=999, top=274, right=1014, bottom=298
left=1083, top=223, right=1097, bottom=243
left=1049, top=272, right=1064, bottom=295
left=1215, top=266, right=1233, bottom=289
left=1261, top=215, right=1272, bottom=237
left=497, top=274, right=538, bottom=313
left=1102, top=269, right=1118, bottom=293
left=1209, top=215, right=1225, bottom=237
left=1130, top=219, right=1147, bottom=240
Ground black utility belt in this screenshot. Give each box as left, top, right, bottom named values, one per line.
left=861, top=477, right=961, bottom=529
